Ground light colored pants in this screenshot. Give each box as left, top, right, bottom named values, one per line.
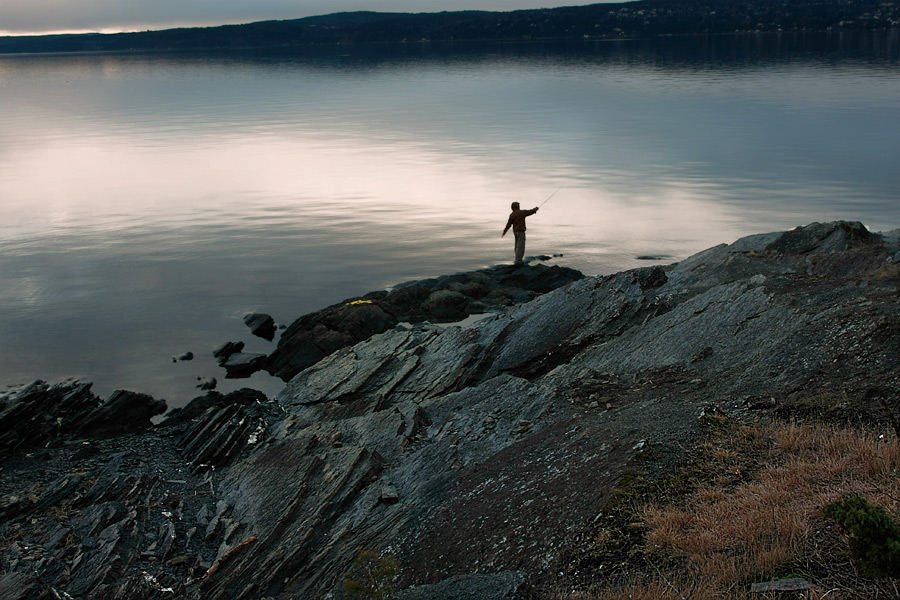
left=514, top=231, right=526, bottom=265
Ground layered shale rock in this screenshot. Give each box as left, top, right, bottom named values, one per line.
left=0, top=386, right=279, bottom=600
left=194, top=222, right=900, bottom=598
left=1, top=222, right=897, bottom=599
left=175, top=391, right=276, bottom=474
left=0, top=432, right=228, bottom=599
left=0, top=380, right=166, bottom=457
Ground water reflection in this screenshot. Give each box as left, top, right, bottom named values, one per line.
left=0, top=33, right=897, bottom=406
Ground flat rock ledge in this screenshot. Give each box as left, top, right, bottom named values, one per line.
left=1, top=221, right=898, bottom=600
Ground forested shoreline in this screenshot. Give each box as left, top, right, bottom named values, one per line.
left=1, top=0, right=897, bottom=54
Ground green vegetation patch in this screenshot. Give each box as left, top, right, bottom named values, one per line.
left=824, top=495, right=900, bottom=579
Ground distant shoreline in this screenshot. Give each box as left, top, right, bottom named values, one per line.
left=2, top=29, right=897, bottom=60
left=1, top=0, right=896, bottom=55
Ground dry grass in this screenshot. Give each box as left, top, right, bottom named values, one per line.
left=48, top=504, right=74, bottom=522
left=565, top=582, right=892, bottom=600
left=553, top=419, right=900, bottom=599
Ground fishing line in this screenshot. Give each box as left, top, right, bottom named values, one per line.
left=538, top=187, right=562, bottom=208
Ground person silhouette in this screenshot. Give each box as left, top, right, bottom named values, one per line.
left=501, top=201, right=539, bottom=266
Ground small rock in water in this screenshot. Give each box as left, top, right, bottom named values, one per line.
left=178, top=352, right=194, bottom=361
left=636, top=255, right=671, bottom=261
left=197, top=377, right=217, bottom=391
left=222, top=353, right=267, bottom=378
left=244, top=313, right=276, bottom=341
left=213, top=341, right=245, bottom=365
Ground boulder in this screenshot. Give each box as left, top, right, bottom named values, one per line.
left=222, top=352, right=267, bottom=378
left=456, top=281, right=491, bottom=299
left=243, top=313, right=277, bottom=341
left=386, top=284, right=433, bottom=312
left=466, top=301, right=489, bottom=315
left=766, top=220, right=876, bottom=255
left=265, top=301, right=396, bottom=381
left=213, top=221, right=895, bottom=598
left=421, top=289, right=468, bottom=320
left=498, top=263, right=583, bottom=293
left=213, top=341, right=245, bottom=365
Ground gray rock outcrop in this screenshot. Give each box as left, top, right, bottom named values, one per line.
left=264, top=262, right=584, bottom=381
left=1, top=222, right=897, bottom=599
left=0, top=381, right=166, bottom=456
left=192, top=221, right=900, bottom=598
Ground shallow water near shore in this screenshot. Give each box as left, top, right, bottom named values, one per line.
left=1, top=33, right=898, bottom=408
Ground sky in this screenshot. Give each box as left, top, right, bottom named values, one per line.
left=0, top=1, right=599, bottom=36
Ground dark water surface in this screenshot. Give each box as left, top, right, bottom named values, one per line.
left=1, top=33, right=898, bottom=407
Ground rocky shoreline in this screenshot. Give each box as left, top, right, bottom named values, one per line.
left=214, top=261, right=585, bottom=381
left=1, top=222, right=898, bottom=599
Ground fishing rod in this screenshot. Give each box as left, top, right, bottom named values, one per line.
left=538, top=187, right=562, bottom=208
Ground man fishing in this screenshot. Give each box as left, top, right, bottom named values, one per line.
left=501, top=201, right=539, bottom=266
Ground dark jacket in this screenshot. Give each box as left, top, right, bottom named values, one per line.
left=504, top=208, right=537, bottom=234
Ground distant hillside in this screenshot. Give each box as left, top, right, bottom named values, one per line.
left=1, top=0, right=897, bottom=54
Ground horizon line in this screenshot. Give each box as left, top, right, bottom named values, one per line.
left=0, top=6, right=525, bottom=38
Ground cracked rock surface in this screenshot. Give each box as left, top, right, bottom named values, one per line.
left=1, top=221, right=898, bottom=599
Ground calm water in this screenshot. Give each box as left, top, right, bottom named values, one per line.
left=1, top=33, right=898, bottom=407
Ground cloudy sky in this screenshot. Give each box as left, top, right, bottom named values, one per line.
left=1, top=1, right=597, bottom=36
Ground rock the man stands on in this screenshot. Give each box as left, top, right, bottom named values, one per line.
left=502, top=202, right=539, bottom=266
